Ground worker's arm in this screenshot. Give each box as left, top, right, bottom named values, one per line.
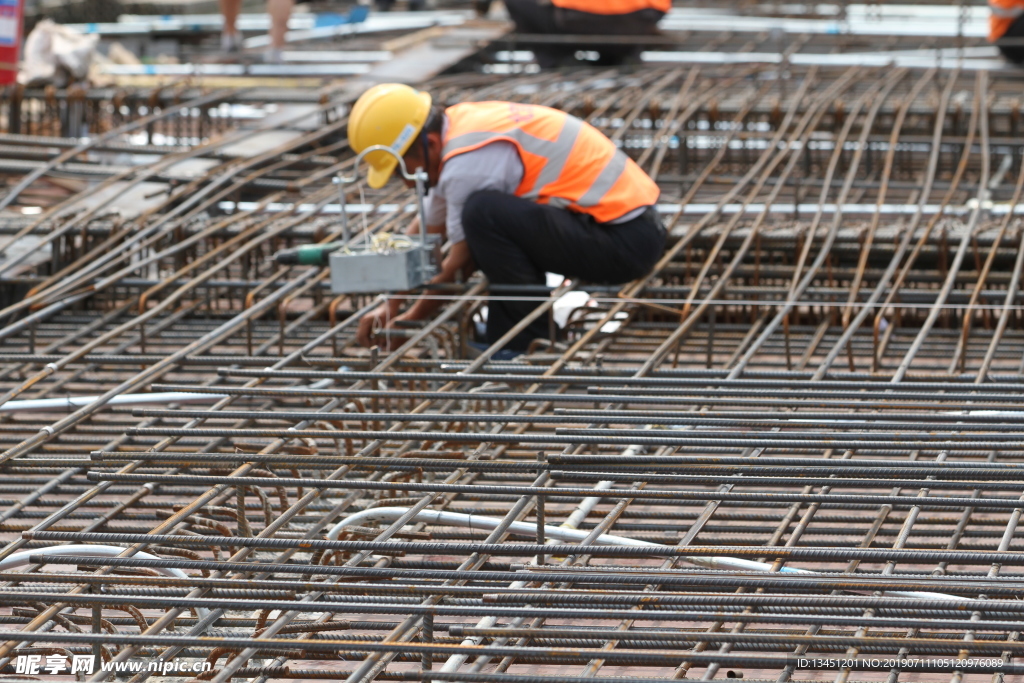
left=404, top=216, right=445, bottom=237
left=357, top=146, right=506, bottom=347
left=354, top=222, right=449, bottom=347
left=355, top=240, right=474, bottom=347
left=399, top=240, right=474, bottom=321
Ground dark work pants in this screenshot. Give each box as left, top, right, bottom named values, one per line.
left=998, top=15, right=1024, bottom=64
left=462, top=191, right=666, bottom=351
left=504, top=0, right=664, bottom=66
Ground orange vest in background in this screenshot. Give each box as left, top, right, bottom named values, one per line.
left=551, top=0, right=671, bottom=14
left=442, top=102, right=660, bottom=224
left=990, top=0, right=1024, bottom=41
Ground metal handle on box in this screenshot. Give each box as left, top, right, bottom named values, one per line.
left=335, top=144, right=430, bottom=251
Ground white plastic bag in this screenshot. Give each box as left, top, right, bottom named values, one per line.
left=18, top=19, right=98, bottom=86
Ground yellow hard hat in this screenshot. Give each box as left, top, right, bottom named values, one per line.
left=348, top=83, right=433, bottom=189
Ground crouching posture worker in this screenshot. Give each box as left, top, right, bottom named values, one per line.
left=503, top=0, right=670, bottom=66
left=352, top=83, right=665, bottom=353
left=505, top=0, right=669, bottom=37
left=990, top=0, right=1024, bottom=64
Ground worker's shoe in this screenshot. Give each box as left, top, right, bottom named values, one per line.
left=220, top=31, right=242, bottom=53
left=262, top=47, right=285, bottom=64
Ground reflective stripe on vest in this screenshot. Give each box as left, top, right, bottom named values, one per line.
left=551, top=0, right=671, bottom=14
left=442, top=102, right=660, bottom=223
left=990, top=0, right=1024, bottom=40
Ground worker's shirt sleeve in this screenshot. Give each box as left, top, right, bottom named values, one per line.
left=425, top=186, right=447, bottom=228
left=430, top=141, right=525, bottom=245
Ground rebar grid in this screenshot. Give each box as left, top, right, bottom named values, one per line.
left=1, top=63, right=1024, bottom=683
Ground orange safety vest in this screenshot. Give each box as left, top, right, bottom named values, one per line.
left=442, top=102, right=660, bottom=224
left=551, top=0, right=671, bottom=14
left=990, top=0, right=1024, bottom=41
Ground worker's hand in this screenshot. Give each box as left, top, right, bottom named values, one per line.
left=357, top=304, right=417, bottom=348
left=357, top=303, right=393, bottom=348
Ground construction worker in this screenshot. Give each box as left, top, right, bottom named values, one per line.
left=991, top=0, right=1024, bottom=63
left=504, top=0, right=670, bottom=65
left=351, top=84, right=665, bottom=354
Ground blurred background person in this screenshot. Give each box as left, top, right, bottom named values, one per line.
left=502, top=0, right=669, bottom=65
left=220, top=0, right=293, bottom=62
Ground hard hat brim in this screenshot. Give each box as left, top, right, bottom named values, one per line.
left=367, top=157, right=398, bottom=189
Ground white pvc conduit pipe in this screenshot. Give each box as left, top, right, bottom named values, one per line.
left=0, top=392, right=226, bottom=414
left=327, top=507, right=965, bottom=602
left=331, top=494, right=965, bottom=680
left=0, top=545, right=211, bottom=618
